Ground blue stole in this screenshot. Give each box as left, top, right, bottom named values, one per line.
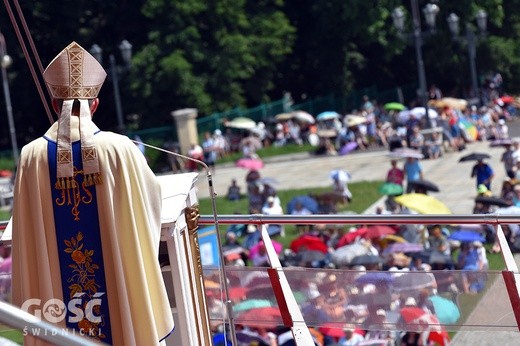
left=46, top=136, right=112, bottom=344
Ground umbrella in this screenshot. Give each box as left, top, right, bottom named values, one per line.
left=236, top=158, right=264, bottom=170
left=293, top=111, right=315, bottom=124
left=339, top=142, right=358, bottom=155
left=394, top=193, right=451, bottom=215
left=223, top=245, right=247, bottom=261
left=382, top=242, right=424, bottom=255
left=240, top=136, right=263, bottom=151
left=345, top=114, right=367, bottom=127
left=330, top=169, right=351, bottom=182
left=410, top=107, right=438, bottom=119
left=275, top=112, right=294, bottom=121
left=448, top=230, right=485, bottom=243
left=290, top=235, right=328, bottom=254
left=379, top=182, right=404, bottom=196
left=384, top=102, right=406, bottom=111
left=287, top=195, right=319, bottom=214
left=350, top=254, right=383, bottom=266
left=249, top=240, right=283, bottom=259
left=225, top=117, right=256, bottom=129
left=316, top=111, right=340, bottom=121
left=235, top=307, right=282, bottom=327
left=475, top=195, right=511, bottom=207
left=393, top=272, right=437, bottom=292
left=337, top=226, right=395, bottom=248
left=408, top=179, right=440, bottom=193
left=459, top=119, right=478, bottom=141
left=428, top=295, right=461, bottom=325
left=319, top=323, right=345, bottom=338
left=233, top=299, right=273, bottom=312
left=400, top=306, right=442, bottom=327
left=355, top=272, right=395, bottom=286
left=490, top=138, right=513, bottom=147
left=498, top=95, right=514, bottom=104
left=458, top=152, right=491, bottom=162
left=331, top=243, right=371, bottom=267
left=429, top=97, right=468, bottom=110
left=388, top=148, right=424, bottom=159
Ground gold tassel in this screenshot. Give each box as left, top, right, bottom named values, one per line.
left=55, top=179, right=62, bottom=190
left=66, top=178, right=71, bottom=189
left=94, top=173, right=103, bottom=185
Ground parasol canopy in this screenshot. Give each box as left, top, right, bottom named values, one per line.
left=384, top=102, right=406, bottom=111
left=475, top=195, right=510, bottom=207
left=394, top=193, right=451, bottom=215
left=458, top=152, right=491, bottom=162
left=316, top=111, right=340, bottom=121
left=330, top=243, right=371, bottom=267
left=344, top=114, right=367, bottom=127
left=330, top=169, right=352, bottom=183
left=388, top=147, right=424, bottom=159
left=393, top=272, right=437, bottom=292
left=382, top=242, right=424, bottom=255
left=274, top=112, right=294, bottom=121
left=290, top=235, right=328, bottom=254
left=225, top=117, right=256, bottom=130
left=448, top=230, right=485, bottom=243
left=292, top=110, right=315, bottom=124
left=408, top=179, right=440, bottom=193
left=236, top=158, right=264, bottom=170
left=350, top=254, right=383, bottom=266
left=286, top=195, right=319, bottom=214
left=379, top=182, right=404, bottom=196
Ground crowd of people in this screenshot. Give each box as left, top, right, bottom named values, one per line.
left=204, top=89, right=520, bottom=345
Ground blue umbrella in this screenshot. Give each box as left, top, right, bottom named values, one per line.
left=428, top=295, right=461, bottom=325
left=316, top=111, right=340, bottom=121
left=448, top=230, right=485, bottom=243
left=355, top=272, right=395, bottom=286
left=286, top=195, right=319, bottom=214
left=339, top=142, right=358, bottom=155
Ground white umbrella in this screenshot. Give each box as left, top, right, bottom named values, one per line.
left=344, top=114, right=367, bottom=128
left=330, top=169, right=351, bottom=183
left=410, top=107, right=438, bottom=119
left=292, top=111, right=315, bottom=124
left=388, top=148, right=424, bottom=159
left=225, top=117, right=257, bottom=130
left=330, top=242, right=371, bottom=267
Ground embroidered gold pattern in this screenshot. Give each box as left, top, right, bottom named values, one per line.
left=57, top=150, right=72, bottom=164
left=55, top=167, right=94, bottom=221
left=65, top=232, right=106, bottom=340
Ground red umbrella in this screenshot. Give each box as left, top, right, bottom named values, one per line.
left=337, top=226, right=396, bottom=248
left=236, top=158, right=264, bottom=170
left=400, top=306, right=449, bottom=345
left=290, top=235, right=328, bottom=254
left=235, top=307, right=282, bottom=327
left=319, top=323, right=345, bottom=339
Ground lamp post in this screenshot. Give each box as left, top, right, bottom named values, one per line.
left=90, top=40, right=132, bottom=134
left=447, top=10, right=487, bottom=104
left=392, top=1, right=439, bottom=128
left=0, top=31, right=18, bottom=164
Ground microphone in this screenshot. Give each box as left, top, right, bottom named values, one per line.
left=131, top=139, right=239, bottom=346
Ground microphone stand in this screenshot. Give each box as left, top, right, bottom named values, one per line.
left=132, top=140, right=238, bottom=346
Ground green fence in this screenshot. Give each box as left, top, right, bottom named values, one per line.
left=129, top=83, right=418, bottom=146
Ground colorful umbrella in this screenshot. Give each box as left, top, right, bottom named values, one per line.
left=379, top=182, right=404, bottom=196
left=290, top=235, right=328, bottom=254
left=225, top=117, right=256, bottom=129
left=319, top=323, right=346, bottom=339
left=236, top=158, right=264, bottom=170
left=428, top=295, right=461, bottom=325
left=399, top=307, right=449, bottom=345
left=233, top=299, right=273, bottom=312
left=394, top=193, right=451, bottom=215
left=382, top=242, right=424, bottom=255
left=249, top=240, right=283, bottom=259
left=458, top=118, right=478, bottom=141
left=316, top=111, right=340, bottom=121
left=448, top=230, right=485, bottom=243
left=339, top=142, right=358, bottom=155
left=235, top=307, right=282, bottom=327
left=287, top=195, right=319, bottom=214
left=384, top=102, right=406, bottom=111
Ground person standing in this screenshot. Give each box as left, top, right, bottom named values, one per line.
left=11, top=42, right=174, bottom=345
left=404, top=157, right=424, bottom=193
left=386, top=159, right=404, bottom=186
left=471, top=159, right=495, bottom=190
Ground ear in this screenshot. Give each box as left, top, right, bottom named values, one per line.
left=90, top=98, right=100, bottom=114
left=51, top=99, right=60, bottom=115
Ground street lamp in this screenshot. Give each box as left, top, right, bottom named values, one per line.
left=0, top=31, right=19, bottom=164
left=447, top=10, right=487, bottom=103
left=392, top=1, right=439, bottom=128
left=90, top=40, right=133, bottom=134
